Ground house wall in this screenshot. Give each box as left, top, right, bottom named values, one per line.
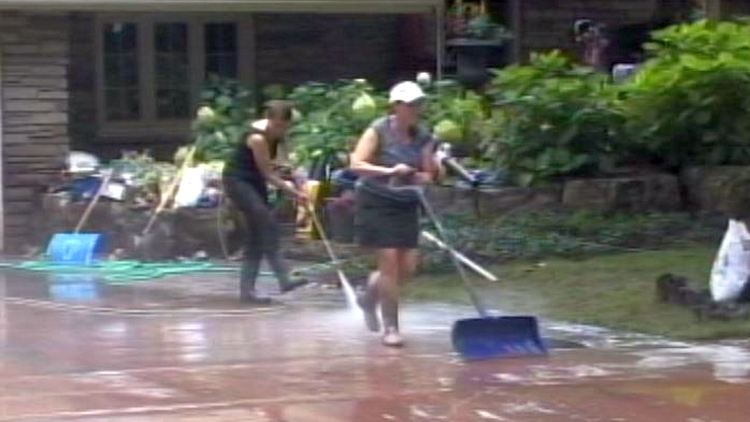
left=518, top=0, right=659, bottom=59
left=67, top=12, right=422, bottom=160
left=721, top=0, right=750, bottom=16
left=68, top=13, right=97, bottom=154
left=253, top=14, right=403, bottom=88
left=0, top=11, right=70, bottom=251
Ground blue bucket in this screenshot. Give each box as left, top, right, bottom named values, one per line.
left=46, top=233, right=105, bottom=266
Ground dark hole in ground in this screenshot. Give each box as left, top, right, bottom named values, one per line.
left=544, top=338, right=587, bottom=349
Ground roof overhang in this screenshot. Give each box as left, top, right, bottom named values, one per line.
left=0, top=0, right=444, bottom=14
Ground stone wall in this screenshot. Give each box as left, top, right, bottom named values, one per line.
left=0, top=12, right=71, bottom=251
left=681, top=166, right=750, bottom=214
left=518, top=0, right=659, bottom=59
left=254, top=13, right=403, bottom=88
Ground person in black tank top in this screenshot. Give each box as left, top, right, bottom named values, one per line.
left=223, top=100, right=309, bottom=304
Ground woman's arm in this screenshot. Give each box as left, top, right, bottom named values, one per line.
left=248, top=134, right=305, bottom=198
left=350, top=128, right=396, bottom=177
left=413, top=142, right=444, bottom=185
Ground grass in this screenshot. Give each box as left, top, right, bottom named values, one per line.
left=406, top=245, right=750, bottom=340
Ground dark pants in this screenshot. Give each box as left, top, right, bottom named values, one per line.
left=224, top=177, right=290, bottom=298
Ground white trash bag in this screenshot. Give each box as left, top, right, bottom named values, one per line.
left=174, top=167, right=206, bottom=208
left=710, top=219, right=750, bottom=302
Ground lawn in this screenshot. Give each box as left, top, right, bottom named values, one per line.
left=407, top=245, right=750, bottom=340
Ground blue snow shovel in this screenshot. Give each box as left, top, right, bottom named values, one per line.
left=47, top=170, right=112, bottom=265
left=410, top=165, right=548, bottom=360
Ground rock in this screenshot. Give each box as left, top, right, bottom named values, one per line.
left=478, top=186, right=562, bottom=216
left=562, top=174, right=681, bottom=212
left=425, top=184, right=562, bottom=216
left=681, top=166, right=750, bottom=213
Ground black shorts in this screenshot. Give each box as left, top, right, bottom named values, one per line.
left=355, top=184, right=420, bottom=249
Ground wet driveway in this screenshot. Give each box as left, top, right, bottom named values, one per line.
left=0, top=268, right=748, bottom=421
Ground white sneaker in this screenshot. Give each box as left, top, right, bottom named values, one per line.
left=382, top=327, right=404, bottom=347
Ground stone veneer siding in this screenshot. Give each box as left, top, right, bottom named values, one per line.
left=0, top=12, right=70, bottom=251
left=720, top=0, right=750, bottom=17
left=252, top=14, right=403, bottom=88
left=68, top=12, right=414, bottom=158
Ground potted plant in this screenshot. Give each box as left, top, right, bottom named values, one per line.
left=447, top=1, right=512, bottom=88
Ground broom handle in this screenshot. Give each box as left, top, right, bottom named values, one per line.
left=306, top=201, right=360, bottom=310
left=305, top=202, right=348, bottom=282
left=421, top=230, right=498, bottom=282
left=74, top=170, right=113, bottom=234
left=141, top=147, right=196, bottom=236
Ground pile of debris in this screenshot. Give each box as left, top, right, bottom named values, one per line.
left=35, top=150, right=240, bottom=261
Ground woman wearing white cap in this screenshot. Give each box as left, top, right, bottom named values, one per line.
left=350, top=81, right=443, bottom=347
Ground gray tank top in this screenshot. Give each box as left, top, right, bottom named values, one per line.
left=366, top=115, right=433, bottom=186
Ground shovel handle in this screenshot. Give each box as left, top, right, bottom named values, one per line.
left=141, top=146, right=196, bottom=235
left=74, top=170, right=113, bottom=234
left=442, top=157, right=479, bottom=187
left=412, top=188, right=490, bottom=317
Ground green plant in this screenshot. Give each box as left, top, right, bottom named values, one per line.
left=447, top=2, right=512, bottom=43
left=109, top=150, right=177, bottom=202
left=483, top=51, right=624, bottom=186
left=422, top=80, right=488, bottom=157
left=464, top=14, right=513, bottom=42
left=623, top=20, right=750, bottom=168
left=191, top=77, right=256, bottom=163
left=287, top=79, right=387, bottom=166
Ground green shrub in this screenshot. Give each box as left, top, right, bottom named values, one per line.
left=287, top=79, right=387, bottom=166
left=483, top=51, right=624, bottom=186
left=623, top=20, right=750, bottom=168
left=422, top=80, right=488, bottom=157
left=191, top=77, right=256, bottom=163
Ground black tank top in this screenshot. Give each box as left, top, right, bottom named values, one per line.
left=223, top=124, right=280, bottom=201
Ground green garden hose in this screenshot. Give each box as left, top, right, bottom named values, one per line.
left=0, top=259, right=335, bottom=285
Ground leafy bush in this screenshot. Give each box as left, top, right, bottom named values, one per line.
left=422, top=80, right=488, bottom=156
left=623, top=20, right=750, bottom=168
left=109, top=151, right=177, bottom=204
left=287, top=79, right=387, bottom=166
left=191, top=77, right=256, bottom=163
left=483, top=51, right=624, bottom=186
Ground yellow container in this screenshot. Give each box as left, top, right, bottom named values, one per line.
left=301, top=180, right=331, bottom=240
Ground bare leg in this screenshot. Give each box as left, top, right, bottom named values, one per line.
left=398, top=249, right=420, bottom=285
left=377, top=248, right=403, bottom=347
left=357, top=270, right=381, bottom=332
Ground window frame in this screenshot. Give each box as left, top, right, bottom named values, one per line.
left=95, top=13, right=255, bottom=138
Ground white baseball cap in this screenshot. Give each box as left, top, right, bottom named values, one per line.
left=389, top=81, right=426, bottom=104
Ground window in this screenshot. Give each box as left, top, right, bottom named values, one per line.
left=97, top=15, right=249, bottom=132
left=205, top=23, right=238, bottom=79
left=103, top=23, right=139, bottom=121
left=155, top=23, right=190, bottom=119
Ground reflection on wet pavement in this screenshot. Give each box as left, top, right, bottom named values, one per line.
left=0, top=269, right=748, bottom=421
